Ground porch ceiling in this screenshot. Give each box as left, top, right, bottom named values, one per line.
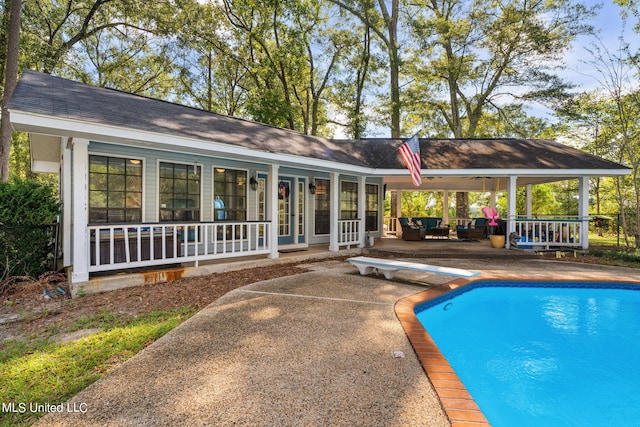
left=30, top=133, right=61, bottom=173
left=383, top=175, right=583, bottom=192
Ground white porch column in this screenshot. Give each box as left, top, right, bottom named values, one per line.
left=358, top=176, right=366, bottom=247
left=61, top=138, right=72, bottom=267
left=578, top=176, right=590, bottom=249
left=395, top=190, right=402, bottom=218
left=329, top=172, right=340, bottom=251
left=71, top=138, right=89, bottom=284
left=506, top=175, right=518, bottom=248
left=268, top=164, right=280, bottom=259
left=443, top=190, right=450, bottom=225
left=525, top=184, right=533, bottom=218
left=489, top=191, right=497, bottom=209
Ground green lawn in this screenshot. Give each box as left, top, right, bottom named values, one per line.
left=589, top=234, right=623, bottom=247
left=0, top=308, right=193, bottom=427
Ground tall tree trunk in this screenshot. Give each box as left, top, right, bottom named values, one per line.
left=0, top=0, right=21, bottom=182
left=352, top=25, right=371, bottom=139
left=379, top=0, right=400, bottom=138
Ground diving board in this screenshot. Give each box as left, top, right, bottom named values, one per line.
left=347, top=256, right=480, bottom=280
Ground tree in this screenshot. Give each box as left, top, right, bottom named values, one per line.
left=1, top=0, right=189, bottom=179
left=327, top=0, right=403, bottom=138
left=0, top=0, right=21, bottom=182
left=557, top=37, right=640, bottom=247
left=405, top=0, right=596, bottom=217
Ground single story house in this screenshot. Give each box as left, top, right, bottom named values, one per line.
left=7, top=70, right=630, bottom=288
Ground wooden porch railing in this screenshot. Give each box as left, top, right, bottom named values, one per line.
left=338, top=219, right=361, bottom=248
left=384, top=216, right=587, bottom=249
left=88, top=221, right=271, bottom=272
left=384, top=217, right=400, bottom=236
left=514, top=218, right=584, bottom=249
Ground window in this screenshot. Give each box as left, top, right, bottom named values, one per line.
left=314, top=179, right=330, bottom=235
left=89, top=155, right=142, bottom=223
left=298, top=180, right=305, bottom=236
left=365, top=184, right=379, bottom=232
left=159, top=162, right=201, bottom=221
left=213, top=168, right=247, bottom=220
left=340, top=181, right=358, bottom=220
left=257, top=177, right=266, bottom=221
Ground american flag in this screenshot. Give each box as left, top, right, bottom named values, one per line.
left=398, top=134, right=422, bottom=187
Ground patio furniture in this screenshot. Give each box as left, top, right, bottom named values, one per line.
left=481, top=207, right=499, bottom=226
left=412, top=217, right=445, bottom=237
left=401, top=224, right=426, bottom=241
left=429, top=225, right=450, bottom=239
left=456, top=218, right=488, bottom=240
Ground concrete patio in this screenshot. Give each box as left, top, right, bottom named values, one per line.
left=35, top=240, right=639, bottom=426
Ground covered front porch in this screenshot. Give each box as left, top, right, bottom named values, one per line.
left=383, top=174, right=594, bottom=250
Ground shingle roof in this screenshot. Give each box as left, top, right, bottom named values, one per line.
left=7, top=70, right=629, bottom=173
left=8, top=70, right=370, bottom=167
left=339, top=138, right=627, bottom=170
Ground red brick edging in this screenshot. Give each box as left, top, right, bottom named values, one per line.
left=395, top=277, right=491, bottom=427
left=396, top=273, right=640, bottom=427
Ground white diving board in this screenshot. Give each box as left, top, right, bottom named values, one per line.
left=347, top=256, right=480, bottom=280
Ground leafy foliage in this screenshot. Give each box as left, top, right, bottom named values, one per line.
left=0, top=179, right=59, bottom=279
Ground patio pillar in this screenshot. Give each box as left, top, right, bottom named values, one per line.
left=395, top=190, right=402, bottom=218
left=71, top=138, right=89, bottom=284
left=443, top=190, right=450, bottom=225
left=329, top=172, right=340, bottom=251
left=506, top=175, right=518, bottom=248
left=358, top=176, right=366, bottom=248
left=525, top=184, right=533, bottom=218
left=62, top=137, right=72, bottom=268
left=268, top=163, right=280, bottom=259
left=578, top=176, right=590, bottom=249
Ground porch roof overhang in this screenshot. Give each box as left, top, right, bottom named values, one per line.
left=10, top=110, right=374, bottom=175
left=380, top=169, right=631, bottom=192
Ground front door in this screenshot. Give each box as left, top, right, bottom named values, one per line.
left=278, top=177, right=295, bottom=245
left=277, top=176, right=306, bottom=246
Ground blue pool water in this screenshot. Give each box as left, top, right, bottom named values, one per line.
left=415, top=281, right=640, bottom=427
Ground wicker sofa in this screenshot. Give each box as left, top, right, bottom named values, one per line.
left=399, top=217, right=447, bottom=240
left=412, top=217, right=448, bottom=237
left=456, top=218, right=488, bottom=240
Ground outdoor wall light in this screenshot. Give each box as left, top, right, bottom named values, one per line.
left=249, top=174, right=259, bottom=191
left=308, top=181, right=317, bottom=194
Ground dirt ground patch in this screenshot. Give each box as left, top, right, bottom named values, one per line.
left=0, top=259, right=336, bottom=343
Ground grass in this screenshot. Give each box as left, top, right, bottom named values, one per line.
left=573, top=233, right=640, bottom=268
left=589, top=234, right=625, bottom=247
left=0, top=308, right=194, bottom=427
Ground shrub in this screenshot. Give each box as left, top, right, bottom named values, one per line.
left=0, top=179, right=59, bottom=281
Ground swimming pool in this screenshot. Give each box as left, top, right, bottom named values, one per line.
left=414, top=281, right=640, bottom=427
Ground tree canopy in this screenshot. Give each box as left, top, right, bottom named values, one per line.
left=0, top=0, right=639, bottom=245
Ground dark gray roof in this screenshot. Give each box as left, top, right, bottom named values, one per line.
left=338, top=138, right=628, bottom=170
left=8, top=70, right=629, bottom=172
left=8, top=70, right=370, bottom=167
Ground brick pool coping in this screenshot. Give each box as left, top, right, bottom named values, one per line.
left=395, top=274, right=640, bottom=427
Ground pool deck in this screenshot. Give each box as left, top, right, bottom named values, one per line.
left=36, top=239, right=640, bottom=426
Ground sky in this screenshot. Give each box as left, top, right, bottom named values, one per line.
left=562, top=0, right=639, bottom=92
